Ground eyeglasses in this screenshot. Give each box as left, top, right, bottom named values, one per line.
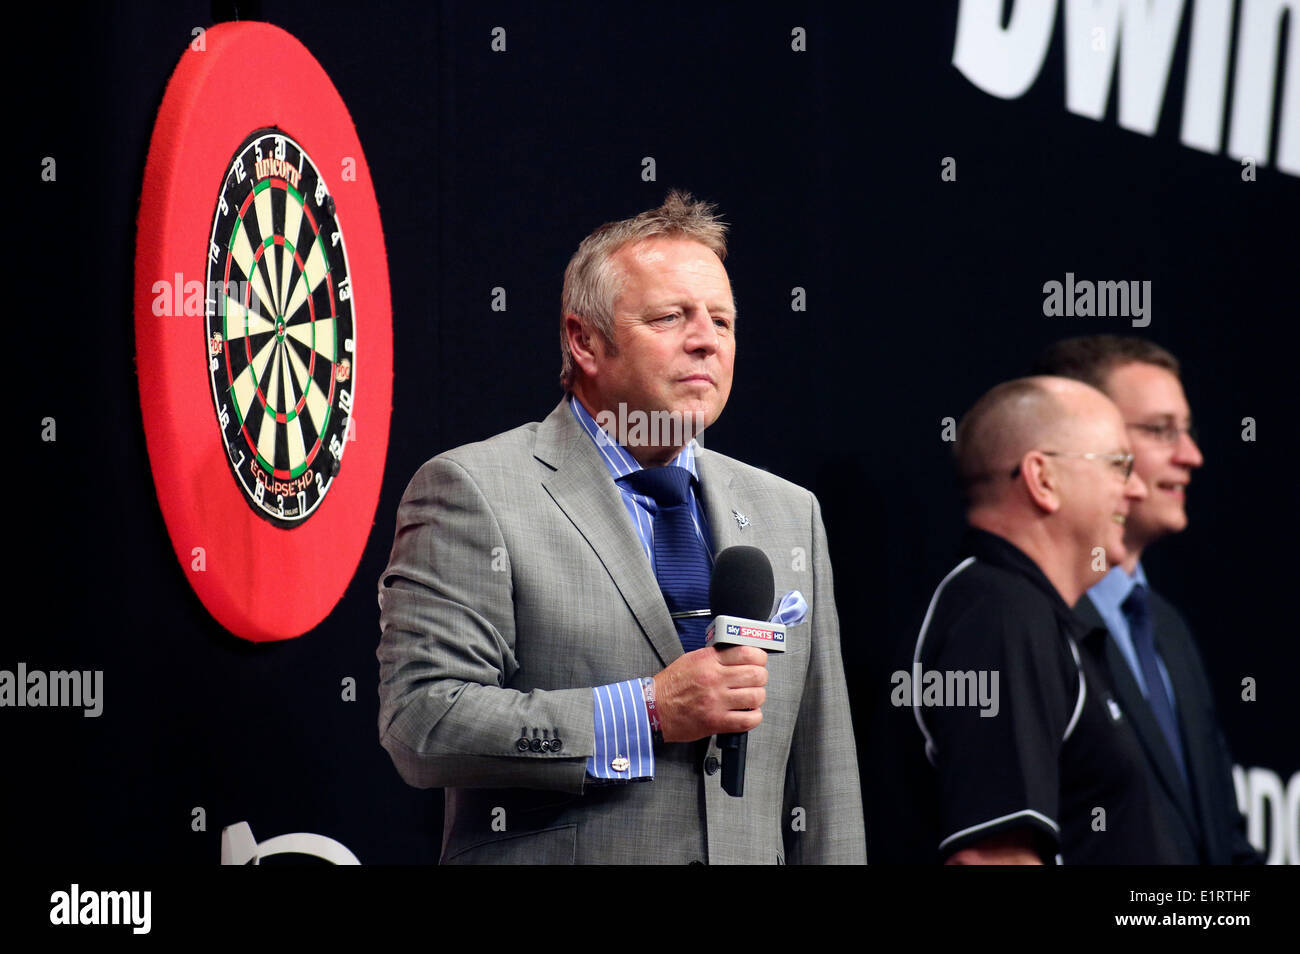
left=1010, top=451, right=1135, bottom=480
left=1128, top=421, right=1198, bottom=445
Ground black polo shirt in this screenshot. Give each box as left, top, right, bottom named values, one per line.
left=910, top=528, right=1181, bottom=864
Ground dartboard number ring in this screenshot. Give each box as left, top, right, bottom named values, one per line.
left=206, top=127, right=355, bottom=527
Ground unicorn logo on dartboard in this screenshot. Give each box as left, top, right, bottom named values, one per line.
left=205, top=127, right=356, bottom=527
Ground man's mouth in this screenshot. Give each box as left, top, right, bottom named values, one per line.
left=1154, top=480, right=1187, bottom=496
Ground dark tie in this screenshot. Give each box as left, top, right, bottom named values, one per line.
left=619, top=466, right=712, bottom=652
left=1122, top=583, right=1189, bottom=785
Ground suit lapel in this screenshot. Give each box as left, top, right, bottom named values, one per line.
left=533, top=400, right=683, bottom=668
left=1076, top=596, right=1203, bottom=836
left=695, top=449, right=743, bottom=558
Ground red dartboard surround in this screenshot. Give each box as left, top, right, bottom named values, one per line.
left=134, top=22, right=392, bottom=641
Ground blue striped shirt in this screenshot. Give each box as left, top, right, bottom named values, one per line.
left=570, top=397, right=811, bottom=780
left=572, top=396, right=714, bottom=781
left=570, top=397, right=713, bottom=566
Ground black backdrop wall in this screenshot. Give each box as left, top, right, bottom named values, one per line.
left=12, top=1, right=1298, bottom=864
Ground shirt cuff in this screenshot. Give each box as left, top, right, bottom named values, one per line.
left=586, top=680, right=655, bottom=782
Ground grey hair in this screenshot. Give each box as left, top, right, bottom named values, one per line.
left=559, top=190, right=728, bottom=391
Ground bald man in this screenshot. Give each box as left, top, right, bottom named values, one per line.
left=895, top=376, right=1183, bottom=864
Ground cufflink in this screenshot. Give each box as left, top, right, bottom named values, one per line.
left=611, top=756, right=630, bottom=772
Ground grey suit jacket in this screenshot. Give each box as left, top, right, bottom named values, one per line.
left=1076, top=592, right=1261, bottom=864
left=377, top=399, right=866, bottom=863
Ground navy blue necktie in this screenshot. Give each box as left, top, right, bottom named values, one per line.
left=1122, top=583, right=1189, bottom=785
left=619, top=466, right=712, bottom=652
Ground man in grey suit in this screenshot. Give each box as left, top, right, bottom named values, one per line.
left=1033, top=336, right=1261, bottom=864
left=377, top=191, right=865, bottom=863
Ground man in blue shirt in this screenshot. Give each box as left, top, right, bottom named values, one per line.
left=1033, top=336, right=1261, bottom=864
left=377, top=192, right=864, bottom=863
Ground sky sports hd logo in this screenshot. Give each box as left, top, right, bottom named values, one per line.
left=707, top=616, right=789, bottom=653
left=725, top=623, right=783, bottom=644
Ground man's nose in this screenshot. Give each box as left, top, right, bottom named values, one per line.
left=1125, top=468, right=1148, bottom=501
left=1174, top=430, right=1204, bottom=468
left=683, top=309, right=719, bottom=352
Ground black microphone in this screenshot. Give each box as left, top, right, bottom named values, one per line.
left=707, top=546, right=787, bottom=797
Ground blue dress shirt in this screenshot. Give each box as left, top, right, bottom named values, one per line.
left=571, top=397, right=807, bottom=782
left=572, top=397, right=707, bottom=781
left=1086, top=563, right=1178, bottom=707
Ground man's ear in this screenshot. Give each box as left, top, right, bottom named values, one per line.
left=564, top=313, right=600, bottom=377
left=1019, top=451, right=1060, bottom=514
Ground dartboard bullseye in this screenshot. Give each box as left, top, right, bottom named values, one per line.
left=206, top=128, right=355, bottom=526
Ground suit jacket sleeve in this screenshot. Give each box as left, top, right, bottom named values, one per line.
left=1200, top=663, right=1265, bottom=864
left=1218, top=723, right=1265, bottom=864
left=1181, top=617, right=1265, bottom=865
left=782, top=494, right=867, bottom=863
left=1155, top=594, right=1265, bottom=864
left=377, top=454, right=595, bottom=793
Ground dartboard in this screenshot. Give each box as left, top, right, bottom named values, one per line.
left=134, top=23, right=393, bottom=641
left=206, top=128, right=355, bottom=526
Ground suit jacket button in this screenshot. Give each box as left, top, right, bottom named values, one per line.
left=516, top=738, right=530, bottom=751
left=550, top=738, right=562, bottom=752
left=704, top=755, right=720, bottom=775
left=529, top=738, right=543, bottom=752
